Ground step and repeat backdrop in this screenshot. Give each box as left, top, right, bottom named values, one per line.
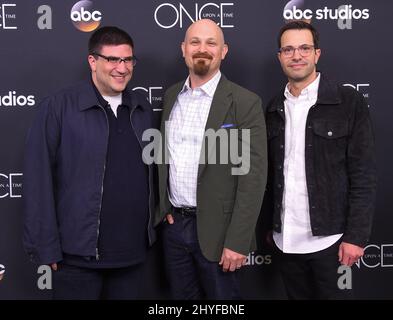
left=0, top=0, right=392, bottom=299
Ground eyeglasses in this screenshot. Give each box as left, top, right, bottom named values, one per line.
left=279, top=44, right=315, bottom=57
left=93, top=52, right=137, bottom=66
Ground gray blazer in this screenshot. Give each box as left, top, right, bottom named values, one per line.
left=156, top=75, right=268, bottom=261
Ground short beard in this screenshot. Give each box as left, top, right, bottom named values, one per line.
left=193, top=59, right=210, bottom=76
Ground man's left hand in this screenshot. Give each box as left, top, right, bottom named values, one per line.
left=219, top=248, right=247, bottom=272
left=338, top=242, right=364, bottom=267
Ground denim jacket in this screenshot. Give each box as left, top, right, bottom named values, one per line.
left=265, top=73, right=376, bottom=247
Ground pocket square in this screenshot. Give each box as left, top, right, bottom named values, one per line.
left=221, top=123, right=235, bottom=128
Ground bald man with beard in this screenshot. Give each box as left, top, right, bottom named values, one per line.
left=156, top=19, right=267, bottom=299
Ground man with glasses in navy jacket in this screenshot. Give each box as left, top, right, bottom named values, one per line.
left=23, top=26, right=156, bottom=299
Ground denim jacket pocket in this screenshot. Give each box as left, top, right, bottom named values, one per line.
left=312, top=120, right=349, bottom=139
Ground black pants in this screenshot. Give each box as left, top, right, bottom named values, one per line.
left=274, top=240, right=354, bottom=300
left=52, top=263, right=144, bottom=300
left=162, top=211, right=240, bottom=300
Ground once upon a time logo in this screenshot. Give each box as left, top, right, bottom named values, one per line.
left=0, top=3, right=17, bottom=29
left=132, top=86, right=163, bottom=111
left=0, top=173, right=22, bottom=198
left=356, top=244, right=393, bottom=269
left=154, top=2, right=234, bottom=29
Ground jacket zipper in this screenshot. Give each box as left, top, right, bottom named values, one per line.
left=96, top=104, right=109, bottom=260
left=129, top=108, right=152, bottom=244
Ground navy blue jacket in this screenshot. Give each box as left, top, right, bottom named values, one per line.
left=23, top=81, right=157, bottom=265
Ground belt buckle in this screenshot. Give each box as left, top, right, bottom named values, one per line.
left=183, top=207, right=193, bottom=215
left=179, top=207, right=195, bottom=216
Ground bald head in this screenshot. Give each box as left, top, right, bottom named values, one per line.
left=181, top=19, right=228, bottom=86
left=184, top=19, right=225, bottom=45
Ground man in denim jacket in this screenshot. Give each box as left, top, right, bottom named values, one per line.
left=265, top=21, right=376, bottom=299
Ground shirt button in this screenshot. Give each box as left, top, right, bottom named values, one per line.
left=308, top=144, right=312, bottom=147
left=327, top=131, right=333, bottom=136
left=277, top=184, right=282, bottom=188
left=280, top=144, right=284, bottom=149
left=276, top=204, right=281, bottom=209
left=277, top=165, right=282, bottom=170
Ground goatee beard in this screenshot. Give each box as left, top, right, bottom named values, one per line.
left=194, top=60, right=210, bottom=76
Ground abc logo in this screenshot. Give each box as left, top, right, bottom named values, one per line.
left=70, top=0, right=102, bottom=32
left=283, top=6, right=313, bottom=21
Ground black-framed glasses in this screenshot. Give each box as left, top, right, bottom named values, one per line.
left=93, top=52, right=137, bottom=66
left=279, top=44, right=315, bottom=57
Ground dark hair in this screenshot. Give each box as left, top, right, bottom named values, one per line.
left=88, top=26, right=134, bottom=55
left=277, top=21, right=319, bottom=49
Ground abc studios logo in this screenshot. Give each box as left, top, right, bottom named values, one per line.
left=0, top=91, right=35, bottom=107
left=283, top=3, right=369, bottom=21
left=70, top=0, right=102, bottom=32
left=245, top=252, right=272, bottom=266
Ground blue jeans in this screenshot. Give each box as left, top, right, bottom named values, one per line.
left=162, top=211, right=240, bottom=300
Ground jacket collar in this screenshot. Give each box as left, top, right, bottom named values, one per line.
left=204, top=74, right=232, bottom=132
left=316, top=73, right=342, bottom=105
left=267, top=72, right=342, bottom=112
left=198, top=75, right=232, bottom=178
left=78, top=78, right=142, bottom=112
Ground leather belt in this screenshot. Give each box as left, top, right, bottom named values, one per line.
left=172, top=206, right=197, bottom=217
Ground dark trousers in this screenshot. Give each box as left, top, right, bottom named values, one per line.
left=274, top=240, right=353, bottom=300
left=162, top=211, right=240, bottom=300
left=52, top=263, right=144, bottom=300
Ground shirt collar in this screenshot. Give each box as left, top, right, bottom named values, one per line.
left=91, top=77, right=139, bottom=111
left=180, top=70, right=222, bottom=97
left=284, top=72, right=321, bottom=102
